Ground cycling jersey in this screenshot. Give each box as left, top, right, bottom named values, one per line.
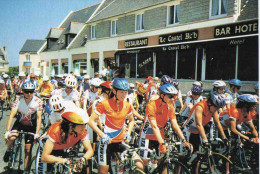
left=174, top=90, right=182, bottom=103
left=12, top=95, right=43, bottom=126
left=0, top=85, right=7, bottom=101
left=83, top=89, right=98, bottom=104
left=39, top=82, right=53, bottom=97
left=47, top=121, right=88, bottom=150
left=224, top=89, right=239, bottom=108
left=94, top=97, right=132, bottom=143
left=92, top=95, right=106, bottom=124
left=180, top=95, right=203, bottom=117
left=51, top=88, right=80, bottom=102
left=14, top=79, right=26, bottom=94
left=136, top=82, right=146, bottom=96
left=182, top=99, right=213, bottom=134
left=139, top=98, right=175, bottom=141
left=4, top=79, right=12, bottom=90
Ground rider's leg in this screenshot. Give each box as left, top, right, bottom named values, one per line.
left=24, top=143, right=33, bottom=171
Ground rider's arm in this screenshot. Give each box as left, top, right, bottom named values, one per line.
left=126, top=113, right=135, bottom=135
left=41, top=139, right=65, bottom=164
left=150, top=119, right=164, bottom=144
left=213, top=110, right=227, bottom=139
left=170, top=118, right=186, bottom=141
left=249, top=121, right=258, bottom=137
left=89, top=112, right=105, bottom=138
left=230, top=120, right=250, bottom=140
left=130, top=104, right=144, bottom=120
left=6, top=108, right=18, bottom=132
left=36, top=110, right=42, bottom=135
left=75, top=101, right=81, bottom=108
left=195, top=105, right=207, bottom=141
left=82, top=137, right=94, bottom=160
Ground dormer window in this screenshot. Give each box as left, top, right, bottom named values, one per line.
left=0, top=55, right=4, bottom=61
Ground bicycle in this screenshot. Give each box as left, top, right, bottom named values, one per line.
left=6, top=130, right=37, bottom=173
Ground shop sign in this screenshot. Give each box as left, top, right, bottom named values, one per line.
left=214, top=20, right=258, bottom=38
left=229, top=39, right=245, bottom=45
left=125, top=38, right=148, bottom=48
left=159, top=30, right=198, bottom=44
left=161, top=44, right=191, bottom=51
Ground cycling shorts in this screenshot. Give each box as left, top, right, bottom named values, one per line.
left=138, top=138, right=159, bottom=159
left=98, top=141, right=130, bottom=166
left=12, top=119, right=36, bottom=144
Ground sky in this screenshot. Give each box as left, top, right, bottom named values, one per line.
left=0, top=0, right=102, bottom=67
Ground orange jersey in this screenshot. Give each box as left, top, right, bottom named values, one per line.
left=47, top=122, right=88, bottom=150
left=228, top=108, right=252, bottom=124
left=94, top=97, right=132, bottom=143
left=39, top=83, right=53, bottom=97
left=182, top=100, right=213, bottom=134
left=140, top=98, right=175, bottom=140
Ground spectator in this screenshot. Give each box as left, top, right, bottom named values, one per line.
left=106, top=66, right=113, bottom=81
left=100, top=66, right=107, bottom=81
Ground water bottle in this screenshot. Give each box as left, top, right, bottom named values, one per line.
left=149, top=160, right=157, bottom=173
left=187, top=152, right=198, bottom=165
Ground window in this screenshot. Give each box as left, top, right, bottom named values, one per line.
left=38, top=62, right=41, bottom=67
left=168, top=5, right=180, bottom=25
left=210, top=0, right=227, bottom=18
left=0, top=55, right=4, bottom=60
left=26, top=55, right=30, bottom=62
left=136, top=14, right=144, bottom=31
left=0, top=63, right=4, bottom=68
left=91, top=25, right=96, bottom=39
left=119, top=54, right=137, bottom=78
left=156, top=51, right=176, bottom=78
left=177, top=49, right=197, bottom=79
left=111, top=20, right=117, bottom=36
left=26, top=68, right=30, bottom=74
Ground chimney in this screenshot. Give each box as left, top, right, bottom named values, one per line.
left=3, top=46, right=6, bottom=51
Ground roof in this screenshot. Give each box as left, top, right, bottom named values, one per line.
left=44, top=3, right=99, bottom=52
left=68, top=25, right=89, bottom=49
left=46, top=28, right=65, bottom=39
left=89, top=0, right=172, bottom=23
left=19, top=39, right=46, bottom=54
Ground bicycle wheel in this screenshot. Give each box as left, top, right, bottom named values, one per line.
left=28, top=156, right=36, bottom=174
left=197, top=152, right=233, bottom=174
left=11, top=141, right=22, bottom=171
left=167, top=160, right=191, bottom=174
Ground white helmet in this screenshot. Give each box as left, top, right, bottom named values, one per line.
left=84, top=74, right=90, bottom=79
left=193, top=81, right=201, bottom=87
left=43, top=76, right=49, bottom=81
left=3, top=74, right=8, bottom=78
left=49, top=95, right=64, bottom=112
left=90, top=78, right=102, bottom=87
left=65, top=75, right=77, bottom=88
left=57, top=74, right=63, bottom=78
left=34, top=72, right=39, bottom=76
left=129, top=83, right=135, bottom=88
left=18, top=72, right=25, bottom=77
left=0, top=79, right=4, bottom=84
left=212, top=80, right=226, bottom=87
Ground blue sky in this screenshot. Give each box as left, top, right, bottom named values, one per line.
left=0, top=0, right=102, bottom=67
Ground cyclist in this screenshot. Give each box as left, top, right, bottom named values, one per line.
left=10, top=74, right=17, bottom=90
left=14, top=72, right=27, bottom=96
left=3, top=74, right=13, bottom=108
left=182, top=91, right=228, bottom=152
left=38, top=76, right=53, bottom=98
left=212, top=80, right=227, bottom=112
left=186, top=81, right=203, bottom=96
left=172, top=80, right=184, bottom=109
left=128, top=83, right=140, bottom=112
left=82, top=78, right=102, bottom=115
left=29, top=74, right=39, bottom=91
left=41, top=110, right=93, bottom=173
left=51, top=75, right=81, bottom=108
left=180, top=85, right=203, bottom=119
left=4, top=82, right=42, bottom=172
left=219, top=94, right=258, bottom=143
left=83, top=74, right=91, bottom=92
left=154, top=77, right=160, bottom=88
left=50, top=74, right=58, bottom=89
left=89, top=78, right=144, bottom=174
left=225, top=79, right=242, bottom=108
left=139, top=84, right=192, bottom=167
left=0, top=79, right=7, bottom=106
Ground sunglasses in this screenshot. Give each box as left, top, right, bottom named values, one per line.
left=94, top=86, right=100, bottom=89
left=167, top=94, right=175, bottom=99
left=24, top=90, right=34, bottom=94
left=217, top=87, right=225, bottom=91
left=66, top=87, right=73, bottom=89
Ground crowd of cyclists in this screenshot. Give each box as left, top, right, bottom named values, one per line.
left=0, top=70, right=259, bottom=173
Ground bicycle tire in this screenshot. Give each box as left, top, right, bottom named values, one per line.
left=166, top=160, right=191, bottom=174
left=12, top=140, right=22, bottom=171
left=28, top=156, right=36, bottom=174
left=197, top=152, right=233, bottom=174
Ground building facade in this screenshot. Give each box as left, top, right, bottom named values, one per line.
left=0, top=46, right=9, bottom=73
left=19, top=39, right=45, bottom=74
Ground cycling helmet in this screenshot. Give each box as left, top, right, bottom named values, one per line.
left=84, top=74, right=90, bottom=79
left=160, top=75, right=172, bottom=86
left=65, top=75, right=77, bottom=88
left=113, top=78, right=129, bottom=90
left=209, top=91, right=226, bottom=108
left=171, top=80, right=179, bottom=89
left=77, top=76, right=84, bottom=81
left=129, top=83, right=135, bottom=88
left=193, top=81, right=202, bottom=87
left=90, top=78, right=102, bottom=87
left=100, top=81, right=112, bottom=89
left=3, top=74, right=8, bottom=78
left=30, top=74, right=36, bottom=78
left=254, top=83, right=259, bottom=90
left=56, top=74, right=63, bottom=78
left=237, top=94, right=257, bottom=105
left=0, top=79, right=4, bottom=84
left=22, top=81, right=35, bottom=90
left=18, top=72, right=25, bottom=77
left=159, top=84, right=178, bottom=95
left=191, top=85, right=203, bottom=95
left=61, top=110, right=89, bottom=125
left=212, top=80, right=226, bottom=87
left=43, top=76, right=49, bottom=81
left=228, top=79, right=242, bottom=87
left=49, top=95, right=64, bottom=112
